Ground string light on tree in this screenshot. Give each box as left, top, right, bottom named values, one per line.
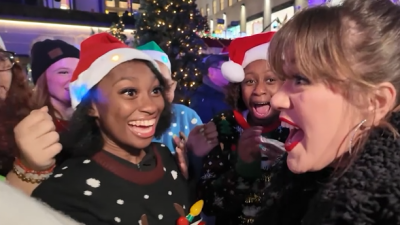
left=109, top=19, right=127, bottom=43
left=134, top=0, right=209, bottom=105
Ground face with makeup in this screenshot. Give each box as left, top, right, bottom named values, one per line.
left=156, top=61, right=175, bottom=103
left=271, top=62, right=396, bottom=173
left=46, top=57, right=79, bottom=105
left=91, top=60, right=165, bottom=149
left=241, top=59, right=283, bottom=125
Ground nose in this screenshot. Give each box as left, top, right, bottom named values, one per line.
left=252, top=81, right=267, bottom=96
left=271, top=81, right=291, bottom=111
left=138, top=94, right=158, bottom=115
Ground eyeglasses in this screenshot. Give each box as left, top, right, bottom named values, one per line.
left=0, top=51, right=16, bottom=72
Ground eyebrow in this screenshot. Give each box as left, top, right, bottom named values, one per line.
left=51, top=67, right=70, bottom=73
left=112, top=76, right=138, bottom=86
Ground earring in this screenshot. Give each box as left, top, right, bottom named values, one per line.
left=348, top=119, right=367, bottom=154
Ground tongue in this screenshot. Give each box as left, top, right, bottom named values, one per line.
left=254, top=104, right=270, bottom=114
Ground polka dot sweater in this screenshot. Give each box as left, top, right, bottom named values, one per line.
left=32, top=143, right=197, bottom=225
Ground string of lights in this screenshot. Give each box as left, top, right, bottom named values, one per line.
left=134, top=0, right=209, bottom=105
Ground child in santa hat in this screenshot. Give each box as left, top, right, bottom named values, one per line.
left=12, top=33, right=205, bottom=225
left=190, top=32, right=289, bottom=225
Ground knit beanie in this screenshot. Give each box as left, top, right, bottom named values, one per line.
left=69, top=33, right=159, bottom=109
left=221, top=32, right=275, bottom=83
left=136, top=41, right=171, bottom=74
left=30, top=39, right=80, bottom=84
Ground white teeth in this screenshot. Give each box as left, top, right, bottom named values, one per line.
left=281, top=121, right=298, bottom=130
left=129, top=119, right=155, bottom=126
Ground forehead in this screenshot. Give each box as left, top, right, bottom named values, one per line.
left=47, top=57, right=78, bottom=71
left=103, top=60, right=155, bottom=82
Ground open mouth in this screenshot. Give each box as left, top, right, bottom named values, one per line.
left=280, top=117, right=304, bottom=152
left=128, top=119, right=156, bottom=138
left=251, top=102, right=271, bottom=118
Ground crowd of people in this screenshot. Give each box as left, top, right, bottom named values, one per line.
left=1, top=0, right=400, bottom=225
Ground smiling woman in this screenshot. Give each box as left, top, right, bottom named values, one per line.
left=29, top=33, right=199, bottom=225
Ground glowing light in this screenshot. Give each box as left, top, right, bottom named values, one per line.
left=189, top=200, right=203, bottom=216
left=111, top=55, right=120, bottom=61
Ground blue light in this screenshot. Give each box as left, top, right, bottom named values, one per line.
left=161, top=55, right=169, bottom=63
left=70, top=83, right=89, bottom=104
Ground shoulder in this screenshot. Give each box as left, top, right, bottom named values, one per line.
left=33, top=157, right=100, bottom=198
left=172, top=104, right=202, bottom=126
left=172, top=104, right=200, bottom=117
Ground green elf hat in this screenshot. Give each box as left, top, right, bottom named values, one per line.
left=0, top=175, right=5, bottom=182
left=137, top=41, right=171, bottom=73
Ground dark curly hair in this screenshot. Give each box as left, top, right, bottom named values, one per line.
left=0, top=63, right=33, bottom=175
left=59, top=60, right=172, bottom=160
left=224, top=82, right=246, bottom=111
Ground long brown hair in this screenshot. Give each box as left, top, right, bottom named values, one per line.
left=31, top=73, right=60, bottom=121
left=0, top=62, right=33, bottom=175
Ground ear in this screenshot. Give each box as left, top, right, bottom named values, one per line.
left=88, top=102, right=99, bottom=117
left=170, top=81, right=177, bottom=92
left=369, top=82, right=397, bottom=125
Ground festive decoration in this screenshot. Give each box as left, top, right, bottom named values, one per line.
left=219, top=116, right=232, bottom=135
left=176, top=200, right=204, bottom=225
left=109, top=19, right=127, bottom=43
left=134, top=0, right=209, bottom=104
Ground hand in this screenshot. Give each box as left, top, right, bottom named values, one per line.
left=173, top=132, right=189, bottom=179
left=13, top=106, right=62, bottom=171
left=188, top=122, right=219, bottom=157
left=237, top=126, right=263, bottom=163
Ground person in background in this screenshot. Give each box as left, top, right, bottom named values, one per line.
left=190, top=32, right=288, bottom=225
left=190, top=54, right=231, bottom=123
left=0, top=35, right=33, bottom=178
left=6, top=39, right=79, bottom=193
left=30, top=39, right=80, bottom=131
left=137, top=41, right=203, bottom=181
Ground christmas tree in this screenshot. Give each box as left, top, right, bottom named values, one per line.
left=109, top=19, right=127, bottom=43
left=134, top=0, right=208, bottom=104
left=219, top=116, right=232, bottom=135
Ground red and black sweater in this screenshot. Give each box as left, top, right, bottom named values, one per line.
left=197, top=110, right=288, bottom=225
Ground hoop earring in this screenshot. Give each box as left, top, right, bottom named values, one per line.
left=348, top=119, right=366, bottom=155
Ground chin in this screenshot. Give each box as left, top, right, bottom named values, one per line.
left=286, top=148, right=309, bottom=174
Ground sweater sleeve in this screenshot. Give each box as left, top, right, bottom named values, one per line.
left=31, top=161, right=111, bottom=225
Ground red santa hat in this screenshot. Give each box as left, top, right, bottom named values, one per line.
left=221, top=31, right=275, bottom=83
left=69, top=33, right=159, bottom=109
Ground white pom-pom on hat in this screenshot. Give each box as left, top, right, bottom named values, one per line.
left=221, top=60, right=245, bottom=83
left=221, top=32, right=276, bottom=83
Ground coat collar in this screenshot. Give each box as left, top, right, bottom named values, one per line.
left=255, top=111, right=400, bottom=225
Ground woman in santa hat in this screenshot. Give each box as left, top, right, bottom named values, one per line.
left=12, top=33, right=204, bottom=225
left=188, top=32, right=288, bottom=224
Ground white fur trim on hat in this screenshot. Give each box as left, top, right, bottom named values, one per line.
left=69, top=48, right=159, bottom=109
left=0, top=36, right=6, bottom=50
left=221, top=60, right=245, bottom=83
left=242, top=43, right=269, bottom=68
left=142, top=50, right=171, bottom=72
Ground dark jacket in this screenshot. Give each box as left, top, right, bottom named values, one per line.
left=190, top=76, right=230, bottom=123
left=254, top=111, right=400, bottom=225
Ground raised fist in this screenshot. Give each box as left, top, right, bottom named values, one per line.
left=14, top=106, right=62, bottom=171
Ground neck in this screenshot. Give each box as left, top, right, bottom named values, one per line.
left=247, top=112, right=279, bottom=127
left=50, top=97, right=72, bottom=120
left=102, top=139, right=146, bottom=164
